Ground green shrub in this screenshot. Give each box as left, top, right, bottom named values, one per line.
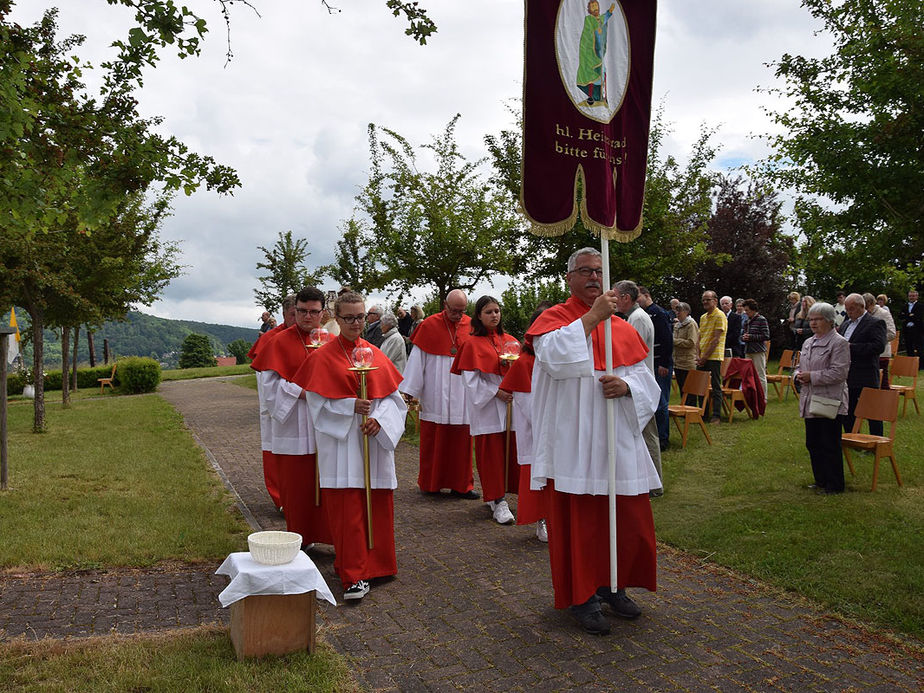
left=116, top=357, right=161, bottom=394
left=179, top=333, right=217, bottom=369
left=5, top=366, right=116, bottom=395
left=6, top=371, right=25, bottom=396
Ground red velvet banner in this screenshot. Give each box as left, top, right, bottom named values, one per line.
left=521, top=0, right=657, bottom=240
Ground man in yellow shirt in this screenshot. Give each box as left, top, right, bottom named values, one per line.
left=696, top=291, right=727, bottom=423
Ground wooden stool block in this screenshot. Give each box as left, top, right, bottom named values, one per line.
left=229, top=591, right=316, bottom=659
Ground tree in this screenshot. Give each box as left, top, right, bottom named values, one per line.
left=227, top=338, right=252, bottom=364
left=760, top=0, right=924, bottom=291
left=1, top=191, right=181, bottom=430
left=351, top=116, right=526, bottom=302
left=179, top=333, right=216, bottom=368
left=322, top=218, right=385, bottom=295
left=679, top=174, right=795, bottom=316
left=486, top=103, right=719, bottom=302
left=253, top=231, right=323, bottom=313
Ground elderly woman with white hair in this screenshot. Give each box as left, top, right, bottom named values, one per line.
left=379, top=310, right=408, bottom=373
left=794, top=301, right=851, bottom=494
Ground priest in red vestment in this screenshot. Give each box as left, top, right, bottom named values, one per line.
left=248, top=295, right=297, bottom=510
left=249, top=286, right=333, bottom=549
left=293, top=292, right=406, bottom=600
left=526, top=248, right=661, bottom=635
left=401, top=289, right=478, bottom=498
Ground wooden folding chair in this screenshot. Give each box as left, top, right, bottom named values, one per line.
left=766, top=349, right=798, bottom=401
left=720, top=358, right=753, bottom=423
left=842, top=387, right=902, bottom=491
left=888, top=355, right=919, bottom=416
left=668, top=369, right=713, bottom=449
left=98, top=363, right=117, bottom=394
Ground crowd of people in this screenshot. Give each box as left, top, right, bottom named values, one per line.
left=246, top=267, right=920, bottom=633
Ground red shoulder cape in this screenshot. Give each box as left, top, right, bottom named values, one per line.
left=450, top=331, right=519, bottom=377
left=525, top=296, right=648, bottom=370
left=249, top=325, right=314, bottom=380
left=409, top=312, right=472, bottom=356
left=248, top=323, right=287, bottom=362
left=499, top=351, right=535, bottom=393
left=292, top=336, right=403, bottom=400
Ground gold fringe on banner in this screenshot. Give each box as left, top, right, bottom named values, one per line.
left=519, top=165, right=643, bottom=242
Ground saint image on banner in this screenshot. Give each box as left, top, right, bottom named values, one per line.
left=555, top=0, right=629, bottom=123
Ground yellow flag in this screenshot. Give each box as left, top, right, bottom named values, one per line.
left=7, top=308, right=20, bottom=364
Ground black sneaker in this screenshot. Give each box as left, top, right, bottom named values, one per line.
left=570, top=607, right=610, bottom=635
left=597, top=588, right=642, bottom=619
left=343, top=580, right=370, bottom=600
left=450, top=489, right=480, bottom=500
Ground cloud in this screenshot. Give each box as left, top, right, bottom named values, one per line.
left=10, top=0, right=826, bottom=326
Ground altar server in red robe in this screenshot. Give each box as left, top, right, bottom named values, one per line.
left=450, top=296, right=520, bottom=524
left=498, top=305, right=551, bottom=542
left=249, top=286, right=333, bottom=549
left=294, top=292, right=406, bottom=600
left=248, top=295, right=296, bottom=510
left=401, top=290, right=478, bottom=498
left=527, top=248, right=661, bottom=635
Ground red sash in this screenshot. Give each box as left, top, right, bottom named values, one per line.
left=450, top=331, right=519, bottom=377
left=409, top=312, right=472, bottom=357
left=292, top=335, right=402, bottom=400
left=526, top=296, right=648, bottom=369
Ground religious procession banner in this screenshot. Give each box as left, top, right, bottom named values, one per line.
left=521, top=0, right=658, bottom=240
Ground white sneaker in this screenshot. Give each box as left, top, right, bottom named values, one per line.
left=343, top=580, right=370, bottom=600
left=536, top=519, right=548, bottom=543
left=492, top=499, right=514, bottom=525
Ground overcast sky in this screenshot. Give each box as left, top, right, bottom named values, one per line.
left=12, top=1, right=829, bottom=328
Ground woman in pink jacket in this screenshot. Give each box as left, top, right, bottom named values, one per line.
left=794, top=302, right=850, bottom=494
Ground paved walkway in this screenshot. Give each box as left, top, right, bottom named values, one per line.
left=2, top=377, right=922, bottom=691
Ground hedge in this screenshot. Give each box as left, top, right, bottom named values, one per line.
left=116, top=357, right=161, bottom=394
left=6, top=365, right=116, bottom=396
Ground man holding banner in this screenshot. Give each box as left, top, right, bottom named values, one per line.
left=527, top=248, right=660, bottom=634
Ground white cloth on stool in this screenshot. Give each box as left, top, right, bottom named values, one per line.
left=216, top=551, right=336, bottom=607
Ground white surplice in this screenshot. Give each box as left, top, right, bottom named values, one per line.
left=400, top=346, right=470, bottom=425
left=262, top=370, right=316, bottom=455
left=460, top=370, right=506, bottom=436
left=305, top=390, right=407, bottom=490
left=531, top=319, right=661, bottom=496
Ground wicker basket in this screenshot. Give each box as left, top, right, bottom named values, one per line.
left=247, top=531, right=302, bottom=565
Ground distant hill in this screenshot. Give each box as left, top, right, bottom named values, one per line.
left=13, top=310, right=261, bottom=368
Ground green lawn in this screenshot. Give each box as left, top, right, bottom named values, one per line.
left=1, top=395, right=249, bottom=569
left=655, top=364, right=924, bottom=638
left=161, top=364, right=253, bottom=381
left=1, top=391, right=351, bottom=690
left=0, top=626, right=354, bottom=692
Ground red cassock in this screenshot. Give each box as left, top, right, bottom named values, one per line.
left=292, top=336, right=405, bottom=586
left=250, top=325, right=332, bottom=545
left=527, top=297, right=657, bottom=608
left=498, top=351, right=548, bottom=526
left=451, top=331, right=520, bottom=501
left=248, top=323, right=290, bottom=509
left=405, top=312, right=475, bottom=494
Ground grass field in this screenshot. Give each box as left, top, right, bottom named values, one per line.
left=161, top=364, right=253, bottom=381
left=654, top=362, right=924, bottom=638
left=1, top=395, right=250, bottom=569
left=0, top=626, right=354, bottom=692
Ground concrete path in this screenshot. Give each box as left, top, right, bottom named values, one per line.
left=2, top=376, right=921, bottom=691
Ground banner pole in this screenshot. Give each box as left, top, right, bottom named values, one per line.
left=601, top=236, right=618, bottom=592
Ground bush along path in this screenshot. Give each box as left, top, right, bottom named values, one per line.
left=2, top=376, right=921, bottom=691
